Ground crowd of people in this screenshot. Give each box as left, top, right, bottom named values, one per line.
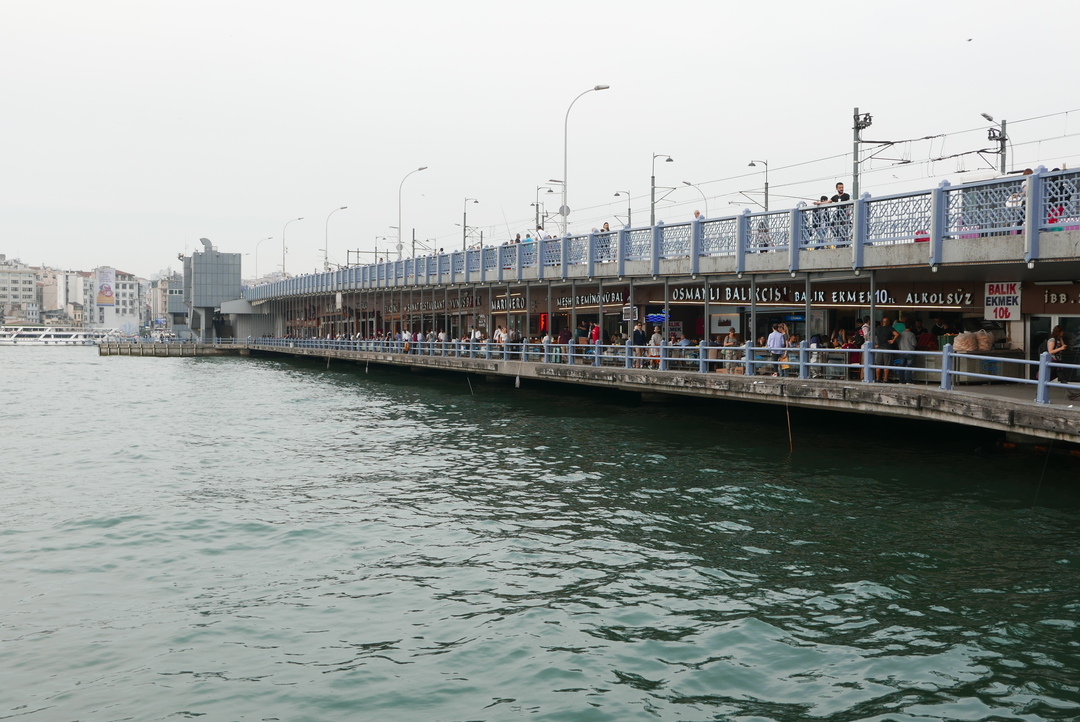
left=724, top=315, right=949, bottom=382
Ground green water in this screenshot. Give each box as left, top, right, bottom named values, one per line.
left=2, top=347, right=1078, bottom=721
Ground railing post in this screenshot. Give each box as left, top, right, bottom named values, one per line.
left=1036, top=351, right=1051, bottom=404
left=659, top=340, right=668, bottom=371
left=736, top=209, right=750, bottom=275
left=485, top=340, right=491, bottom=360
left=536, top=242, right=545, bottom=280
left=1025, top=165, right=1048, bottom=265
left=503, top=342, right=509, bottom=361
left=940, top=342, right=953, bottom=390
left=699, top=339, right=708, bottom=373
left=651, top=221, right=663, bottom=276
left=454, top=338, right=460, bottom=357
left=561, top=234, right=569, bottom=279
left=516, top=243, right=523, bottom=281
left=690, top=217, right=702, bottom=275
left=788, top=205, right=803, bottom=273
left=593, top=339, right=602, bottom=367
left=744, top=340, right=753, bottom=375
left=543, top=339, right=550, bottom=363
left=617, top=226, right=628, bottom=278
left=587, top=231, right=596, bottom=278
left=851, top=193, right=869, bottom=270
left=862, top=341, right=874, bottom=383
left=929, top=179, right=949, bottom=268
left=798, top=339, right=808, bottom=379
left=625, top=338, right=633, bottom=368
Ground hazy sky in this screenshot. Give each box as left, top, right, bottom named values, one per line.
left=2, top=0, right=1078, bottom=280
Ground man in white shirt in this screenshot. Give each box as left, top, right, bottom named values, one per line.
left=766, top=323, right=787, bottom=375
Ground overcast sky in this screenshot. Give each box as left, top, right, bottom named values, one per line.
left=2, top=0, right=1078, bottom=280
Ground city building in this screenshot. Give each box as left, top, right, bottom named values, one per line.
left=89, top=267, right=142, bottom=334
left=182, top=238, right=242, bottom=340
left=0, top=255, right=41, bottom=324
left=149, top=272, right=189, bottom=337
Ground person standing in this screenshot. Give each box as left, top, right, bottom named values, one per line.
left=723, top=327, right=740, bottom=371
left=766, top=323, right=787, bottom=376
left=1046, top=325, right=1068, bottom=381
left=632, top=322, right=647, bottom=368
left=896, top=324, right=917, bottom=384
left=557, top=325, right=570, bottom=363
left=648, top=325, right=663, bottom=368
left=873, top=317, right=899, bottom=383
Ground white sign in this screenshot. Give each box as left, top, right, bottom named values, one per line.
left=709, top=313, right=741, bottom=335
left=984, top=282, right=1020, bottom=321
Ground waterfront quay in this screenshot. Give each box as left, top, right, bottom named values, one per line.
left=101, top=337, right=1080, bottom=445
left=253, top=339, right=1080, bottom=445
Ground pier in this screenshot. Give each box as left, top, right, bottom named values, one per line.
left=101, top=338, right=1080, bottom=445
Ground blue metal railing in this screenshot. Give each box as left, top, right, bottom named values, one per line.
left=243, top=337, right=1080, bottom=406
left=238, top=167, right=1080, bottom=302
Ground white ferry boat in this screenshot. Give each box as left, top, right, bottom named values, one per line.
left=0, top=326, right=119, bottom=346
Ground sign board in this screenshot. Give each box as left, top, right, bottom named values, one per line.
left=621, top=305, right=637, bottom=321
left=984, top=282, right=1020, bottom=321
left=96, top=268, right=115, bottom=307
left=709, top=313, right=741, bottom=335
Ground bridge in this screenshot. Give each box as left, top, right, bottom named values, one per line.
left=240, top=166, right=1077, bottom=303
left=221, top=168, right=1080, bottom=387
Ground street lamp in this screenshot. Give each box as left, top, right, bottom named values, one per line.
left=748, top=160, right=769, bottom=212
left=398, top=166, right=428, bottom=260
left=323, top=206, right=347, bottom=271
left=561, top=84, right=610, bottom=236
left=682, top=182, right=709, bottom=219
left=463, top=197, right=478, bottom=251
left=651, top=153, right=673, bottom=225
left=281, top=217, right=303, bottom=276
left=253, top=236, right=272, bottom=281
left=981, top=113, right=1008, bottom=174
left=613, top=190, right=631, bottom=227
left=534, top=186, right=553, bottom=231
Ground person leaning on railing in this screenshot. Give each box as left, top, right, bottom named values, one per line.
left=1046, top=326, right=1068, bottom=381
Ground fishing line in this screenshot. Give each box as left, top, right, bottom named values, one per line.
left=1033, top=439, right=1053, bottom=508
left=785, top=394, right=793, bottom=454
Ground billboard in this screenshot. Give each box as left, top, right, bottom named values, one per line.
left=96, top=268, right=115, bottom=307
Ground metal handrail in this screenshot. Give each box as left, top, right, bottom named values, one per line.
left=245, top=337, right=1080, bottom=406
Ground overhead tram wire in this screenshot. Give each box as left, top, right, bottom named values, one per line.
left=407, top=108, right=1080, bottom=240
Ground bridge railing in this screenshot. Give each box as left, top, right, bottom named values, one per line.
left=246, top=337, right=1080, bottom=406
left=237, top=167, right=1080, bottom=302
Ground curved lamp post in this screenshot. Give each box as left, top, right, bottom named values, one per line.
left=748, top=160, right=769, bottom=212
left=981, top=113, right=1008, bottom=174
left=398, top=166, right=428, bottom=260
left=323, top=206, right=348, bottom=271
left=682, top=181, right=708, bottom=219
left=282, top=217, right=303, bottom=276
left=614, top=190, right=631, bottom=227
left=651, top=154, right=673, bottom=225
left=561, top=84, right=610, bottom=236
left=534, top=186, right=553, bottom=231
left=253, top=236, right=272, bottom=281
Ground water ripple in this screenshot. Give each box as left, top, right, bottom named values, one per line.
left=1, top=347, right=1079, bottom=720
